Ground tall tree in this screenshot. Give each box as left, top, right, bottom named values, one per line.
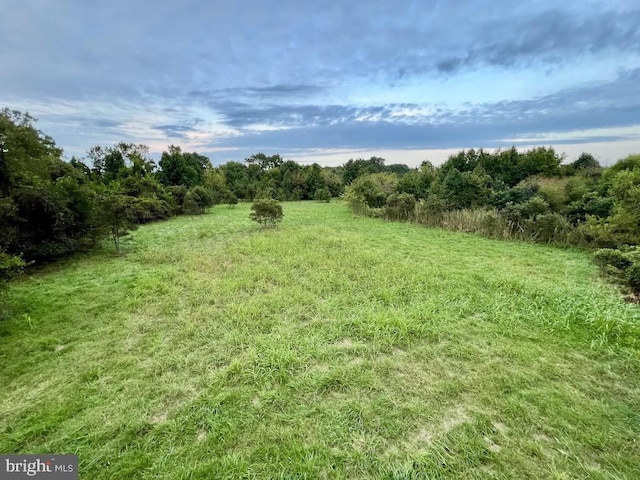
left=0, top=109, right=95, bottom=261
left=87, top=142, right=152, bottom=183
left=245, top=153, right=283, bottom=171
left=157, top=145, right=211, bottom=187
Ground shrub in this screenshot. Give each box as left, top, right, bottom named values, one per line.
left=225, top=192, right=239, bottom=208
left=477, top=209, right=511, bottom=239
left=518, top=196, right=551, bottom=218
left=128, top=197, right=171, bottom=223
left=167, top=185, right=188, bottom=214
left=593, top=247, right=640, bottom=294
left=385, top=193, right=416, bottom=221
left=594, top=249, right=633, bottom=270
left=492, top=183, right=538, bottom=209
left=183, top=186, right=214, bottom=215
left=528, top=213, right=572, bottom=243
left=344, top=173, right=398, bottom=209
left=567, top=193, right=614, bottom=225
left=522, top=177, right=570, bottom=213
left=415, top=196, right=447, bottom=227
left=250, top=199, right=283, bottom=228
left=314, top=188, right=331, bottom=203
left=627, top=264, right=640, bottom=290
left=0, top=252, right=26, bottom=283
left=576, top=216, right=618, bottom=248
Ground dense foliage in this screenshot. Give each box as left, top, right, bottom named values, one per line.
left=344, top=148, right=640, bottom=295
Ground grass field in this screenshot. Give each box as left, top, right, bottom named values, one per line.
left=1, top=201, right=639, bottom=479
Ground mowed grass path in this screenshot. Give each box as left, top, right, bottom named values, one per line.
left=1, top=201, right=639, bottom=479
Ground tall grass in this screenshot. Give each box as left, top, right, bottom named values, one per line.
left=359, top=200, right=579, bottom=246
left=1, top=201, right=638, bottom=479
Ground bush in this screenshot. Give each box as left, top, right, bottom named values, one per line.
left=385, top=193, right=416, bottom=221
left=528, top=213, right=572, bottom=243
left=224, top=192, right=239, bottom=208
left=183, top=186, right=214, bottom=215
left=523, top=177, right=570, bottom=213
left=594, top=249, right=633, bottom=270
left=0, top=252, right=26, bottom=283
left=344, top=173, right=398, bottom=209
left=477, top=210, right=511, bottom=239
left=414, top=196, right=445, bottom=227
left=593, top=247, right=640, bottom=294
left=128, top=197, right=171, bottom=223
left=167, top=185, right=188, bottom=214
left=314, top=188, right=331, bottom=203
left=576, top=216, right=618, bottom=248
left=250, top=199, right=283, bottom=228
left=627, top=264, right=640, bottom=290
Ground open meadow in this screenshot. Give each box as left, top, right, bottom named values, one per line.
left=1, top=201, right=639, bottom=479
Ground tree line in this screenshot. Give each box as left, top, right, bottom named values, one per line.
left=1, top=108, right=638, bottom=294
left=344, top=148, right=640, bottom=295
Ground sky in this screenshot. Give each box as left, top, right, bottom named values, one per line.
left=1, top=0, right=639, bottom=167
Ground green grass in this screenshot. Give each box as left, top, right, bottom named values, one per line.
left=1, top=201, right=639, bottom=479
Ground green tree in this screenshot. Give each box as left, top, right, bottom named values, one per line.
left=572, top=152, right=600, bottom=171
left=245, top=153, right=283, bottom=171
left=342, top=157, right=386, bottom=184
left=321, top=168, right=343, bottom=197
left=203, top=167, right=231, bottom=204
left=344, top=172, right=398, bottom=212
left=220, top=161, right=250, bottom=199
left=88, top=143, right=152, bottom=183
left=431, top=167, right=491, bottom=209
left=607, top=169, right=640, bottom=244
left=0, top=109, right=97, bottom=261
left=94, top=192, right=140, bottom=253
left=183, top=186, right=214, bottom=215
left=157, top=145, right=211, bottom=187
left=250, top=199, right=283, bottom=228
left=397, top=162, right=436, bottom=199
left=0, top=109, right=63, bottom=193
left=304, top=163, right=325, bottom=199
left=515, top=147, right=562, bottom=183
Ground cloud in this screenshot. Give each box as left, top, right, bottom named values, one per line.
left=1, top=0, right=639, bottom=162
left=206, top=68, right=640, bottom=151
left=151, top=119, right=205, bottom=139
left=213, top=102, right=420, bottom=128
left=2, top=0, right=638, bottom=100
left=92, top=119, right=121, bottom=128
left=433, top=8, right=640, bottom=74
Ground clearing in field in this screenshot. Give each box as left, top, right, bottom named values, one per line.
left=1, top=201, right=639, bottom=479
